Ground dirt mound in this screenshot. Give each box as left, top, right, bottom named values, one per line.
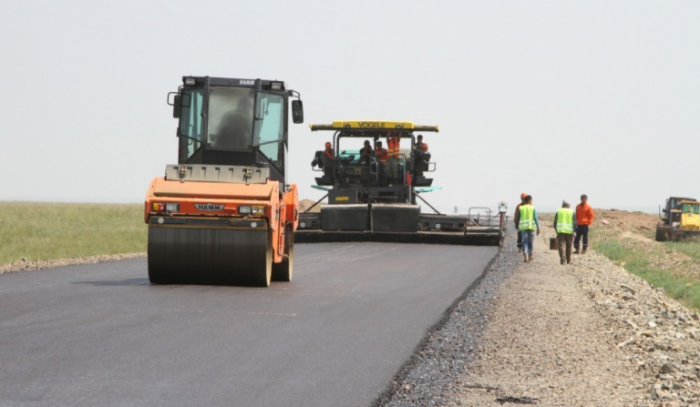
left=299, top=199, right=324, bottom=213
left=596, top=208, right=658, bottom=236
left=594, top=208, right=700, bottom=280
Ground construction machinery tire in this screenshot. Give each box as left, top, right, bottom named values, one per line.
left=148, top=226, right=272, bottom=287
left=655, top=223, right=670, bottom=242
left=272, top=225, right=294, bottom=282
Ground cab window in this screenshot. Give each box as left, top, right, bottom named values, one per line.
left=683, top=203, right=699, bottom=214
left=255, top=93, right=285, bottom=172
left=207, top=86, right=255, bottom=150
left=178, top=88, right=204, bottom=162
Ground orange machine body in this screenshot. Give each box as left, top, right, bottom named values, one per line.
left=145, top=177, right=298, bottom=264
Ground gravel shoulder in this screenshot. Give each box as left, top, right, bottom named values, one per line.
left=382, top=224, right=700, bottom=407
left=0, top=253, right=145, bottom=274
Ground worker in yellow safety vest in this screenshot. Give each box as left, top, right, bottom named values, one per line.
left=514, top=195, right=540, bottom=263
left=553, top=200, right=577, bottom=265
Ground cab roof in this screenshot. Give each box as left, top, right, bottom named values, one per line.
left=310, top=121, right=439, bottom=132
left=181, top=76, right=288, bottom=90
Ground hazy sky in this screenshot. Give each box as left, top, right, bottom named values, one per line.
left=2, top=0, right=699, bottom=213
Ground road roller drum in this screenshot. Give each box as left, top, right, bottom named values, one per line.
left=148, top=218, right=272, bottom=286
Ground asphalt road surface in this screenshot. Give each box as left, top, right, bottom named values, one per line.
left=0, top=243, right=498, bottom=407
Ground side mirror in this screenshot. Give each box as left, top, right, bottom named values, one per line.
left=291, top=100, right=304, bottom=124
left=168, top=92, right=184, bottom=118
left=173, top=95, right=181, bottom=118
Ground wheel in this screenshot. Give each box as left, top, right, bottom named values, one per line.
left=655, top=223, right=671, bottom=242
left=272, top=225, right=294, bottom=282
left=655, top=223, right=665, bottom=242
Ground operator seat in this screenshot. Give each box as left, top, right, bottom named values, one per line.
left=413, top=150, right=433, bottom=187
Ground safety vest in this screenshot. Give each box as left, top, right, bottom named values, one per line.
left=518, top=205, right=536, bottom=231
left=555, top=208, right=574, bottom=234
left=375, top=148, right=388, bottom=163
left=387, top=137, right=400, bottom=158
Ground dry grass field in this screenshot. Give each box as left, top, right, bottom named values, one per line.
left=0, top=202, right=146, bottom=265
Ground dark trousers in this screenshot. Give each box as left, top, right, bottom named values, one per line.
left=574, top=225, right=589, bottom=250
left=557, top=233, right=574, bottom=263
left=516, top=230, right=523, bottom=248
left=377, top=162, right=387, bottom=186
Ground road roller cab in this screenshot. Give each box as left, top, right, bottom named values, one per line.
left=144, top=76, right=304, bottom=286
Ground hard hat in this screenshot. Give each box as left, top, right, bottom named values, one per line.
left=325, top=142, right=331, bottom=148
left=520, top=192, right=527, bottom=199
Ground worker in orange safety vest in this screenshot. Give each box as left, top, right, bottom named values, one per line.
left=386, top=131, right=401, bottom=184
left=323, top=141, right=334, bottom=160
left=374, top=141, right=388, bottom=164
left=574, top=194, right=595, bottom=254
left=374, top=140, right=388, bottom=185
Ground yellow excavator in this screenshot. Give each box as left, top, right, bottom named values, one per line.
left=656, top=197, right=700, bottom=241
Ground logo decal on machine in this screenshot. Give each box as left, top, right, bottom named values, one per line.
left=239, top=80, right=255, bottom=85
left=194, top=203, right=225, bottom=211
left=357, top=122, right=386, bottom=128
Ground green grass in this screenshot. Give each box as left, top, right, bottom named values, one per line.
left=594, top=239, right=700, bottom=310
left=0, top=202, right=146, bottom=264
left=663, top=238, right=700, bottom=261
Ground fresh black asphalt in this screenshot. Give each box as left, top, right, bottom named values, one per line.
left=0, top=243, right=497, bottom=407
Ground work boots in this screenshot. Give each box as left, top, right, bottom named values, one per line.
left=582, top=249, right=587, bottom=255
left=574, top=248, right=580, bottom=255
left=523, top=253, right=530, bottom=263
